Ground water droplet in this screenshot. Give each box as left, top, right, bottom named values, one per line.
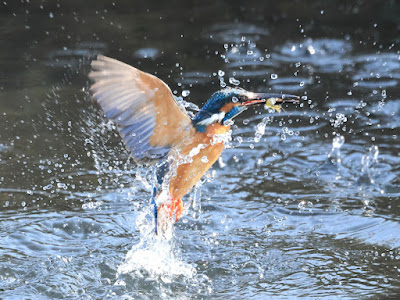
left=369, top=145, right=379, bottom=161
left=229, top=77, right=240, bottom=86
left=201, top=156, right=209, bottom=163
left=254, top=121, right=266, bottom=143
left=243, top=119, right=249, bottom=125
left=298, top=200, right=306, bottom=212
left=307, top=45, right=316, bottom=55
left=332, top=135, right=345, bottom=149
left=328, top=135, right=344, bottom=164
left=218, top=157, right=226, bottom=168
left=270, top=74, right=278, bottom=80
left=181, top=90, right=190, bottom=97
left=49, top=12, right=54, bottom=18
left=218, top=70, right=225, bottom=77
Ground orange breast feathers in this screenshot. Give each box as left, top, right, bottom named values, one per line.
left=168, top=123, right=231, bottom=200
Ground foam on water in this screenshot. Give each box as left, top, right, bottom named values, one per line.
left=117, top=208, right=196, bottom=282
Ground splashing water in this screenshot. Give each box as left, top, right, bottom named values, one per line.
left=315, top=135, right=346, bottom=183
left=175, top=96, right=200, bottom=112
left=328, top=135, right=345, bottom=164
left=361, top=145, right=379, bottom=174
left=115, top=166, right=207, bottom=284
left=359, top=145, right=380, bottom=185
left=254, top=117, right=273, bottom=143
left=117, top=209, right=196, bottom=281
left=116, top=144, right=214, bottom=283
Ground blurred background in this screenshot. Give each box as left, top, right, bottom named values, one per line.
left=0, top=0, right=400, bottom=298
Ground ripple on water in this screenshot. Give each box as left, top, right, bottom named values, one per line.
left=324, top=98, right=359, bottom=114
left=352, top=53, right=400, bottom=89
left=274, top=38, right=353, bottom=73
left=0, top=143, right=12, bottom=153
left=244, top=110, right=327, bottom=134
left=221, top=46, right=275, bottom=78
left=44, top=41, right=107, bottom=67
left=133, top=48, right=160, bottom=60
left=269, top=76, right=312, bottom=92
left=206, top=22, right=269, bottom=43
left=180, top=71, right=212, bottom=84
left=206, top=23, right=275, bottom=79
left=275, top=206, right=400, bottom=248
left=367, top=100, right=400, bottom=131
left=226, top=60, right=276, bottom=78
left=0, top=213, right=107, bottom=258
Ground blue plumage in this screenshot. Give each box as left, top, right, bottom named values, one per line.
left=192, top=88, right=249, bottom=131
left=222, top=106, right=247, bottom=124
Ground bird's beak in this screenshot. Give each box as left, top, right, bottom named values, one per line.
left=241, top=92, right=300, bottom=106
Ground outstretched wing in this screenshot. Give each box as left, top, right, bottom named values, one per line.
left=89, top=55, right=195, bottom=163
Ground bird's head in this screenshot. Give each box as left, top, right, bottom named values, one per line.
left=192, top=87, right=299, bottom=132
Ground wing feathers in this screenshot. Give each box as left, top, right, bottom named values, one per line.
left=89, top=55, right=195, bottom=163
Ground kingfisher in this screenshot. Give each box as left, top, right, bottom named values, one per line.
left=89, top=55, right=299, bottom=236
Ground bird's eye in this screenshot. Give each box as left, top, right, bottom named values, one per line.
left=232, top=96, right=239, bottom=103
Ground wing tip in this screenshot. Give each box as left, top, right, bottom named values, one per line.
left=89, top=55, right=139, bottom=83
left=91, top=54, right=134, bottom=69
left=90, top=54, right=106, bottom=69
left=91, top=54, right=111, bottom=64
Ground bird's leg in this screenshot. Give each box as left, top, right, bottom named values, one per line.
left=155, top=197, right=183, bottom=238
left=158, top=197, right=183, bottom=223
left=151, top=187, right=158, bottom=234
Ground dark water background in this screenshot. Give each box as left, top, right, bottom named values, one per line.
left=1, top=0, right=400, bottom=298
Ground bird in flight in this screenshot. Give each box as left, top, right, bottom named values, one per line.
left=89, top=55, right=299, bottom=237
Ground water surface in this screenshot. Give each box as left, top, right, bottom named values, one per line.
left=1, top=1, right=400, bottom=299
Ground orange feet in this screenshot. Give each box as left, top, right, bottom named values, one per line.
left=156, top=197, right=183, bottom=238
left=158, top=197, right=183, bottom=223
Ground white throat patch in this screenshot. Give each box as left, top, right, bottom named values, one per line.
left=197, top=111, right=226, bottom=126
